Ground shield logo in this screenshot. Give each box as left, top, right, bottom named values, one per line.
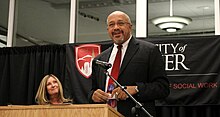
left=75, top=44, right=101, bottom=78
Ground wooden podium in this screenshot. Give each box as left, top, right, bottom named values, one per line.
left=0, top=104, right=124, bottom=117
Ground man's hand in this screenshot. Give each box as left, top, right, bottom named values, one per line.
left=112, top=86, right=138, bottom=100
left=92, top=89, right=110, bottom=103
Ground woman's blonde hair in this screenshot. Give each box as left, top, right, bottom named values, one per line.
left=35, top=74, right=72, bottom=105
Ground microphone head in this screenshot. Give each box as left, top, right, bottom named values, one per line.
left=93, top=59, right=112, bottom=69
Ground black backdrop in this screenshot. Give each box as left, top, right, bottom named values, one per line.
left=0, top=36, right=220, bottom=117
left=0, top=45, right=66, bottom=105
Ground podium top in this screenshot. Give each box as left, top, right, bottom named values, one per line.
left=0, top=104, right=124, bottom=117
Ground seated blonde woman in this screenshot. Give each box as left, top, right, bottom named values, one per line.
left=35, top=74, right=72, bottom=105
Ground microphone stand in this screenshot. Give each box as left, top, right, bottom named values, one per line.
left=103, top=69, right=153, bottom=117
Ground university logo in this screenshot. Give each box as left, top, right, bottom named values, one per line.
left=75, top=44, right=101, bottom=78
left=156, top=43, right=190, bottom=71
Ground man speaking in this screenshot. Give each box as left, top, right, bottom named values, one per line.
left=88, top=11, right=170, bottom=117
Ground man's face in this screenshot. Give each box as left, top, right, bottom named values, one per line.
left=107, top=13, right=132, bottom=45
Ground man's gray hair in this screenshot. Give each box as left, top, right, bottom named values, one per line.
left=106, top=11, right=132, bottom=25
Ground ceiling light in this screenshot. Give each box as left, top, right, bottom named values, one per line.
left=151, top=0, right=192, bottom=32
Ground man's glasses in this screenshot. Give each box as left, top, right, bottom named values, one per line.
left=108, top=21, right=130, bottom=28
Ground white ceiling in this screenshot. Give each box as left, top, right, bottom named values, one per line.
left=77, top=0, right=214, bottom=35
left=0, top=0, right=215, bottom=46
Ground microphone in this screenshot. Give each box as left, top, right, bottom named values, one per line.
left=93, top=59, right=112, bottom=69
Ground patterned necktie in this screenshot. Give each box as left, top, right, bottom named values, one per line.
left=107, top=45, right=122, bottom=108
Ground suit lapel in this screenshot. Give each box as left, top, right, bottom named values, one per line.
left=100, top=46, right=113, bottom=89
left=119, top=37, right=139, bottom=76
left=100, top=39, right=139, bottom=85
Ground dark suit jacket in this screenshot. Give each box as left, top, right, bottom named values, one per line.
left=89, top=37, right=170, bottom=117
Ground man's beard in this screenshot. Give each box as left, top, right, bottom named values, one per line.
left=112, top=29, right=125, bottom=45
left=114, top=35, right=124, bottom=45
left=115, top=38, right=124, bottom=44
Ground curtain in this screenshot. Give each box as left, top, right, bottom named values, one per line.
left=156, top=106, right=220, bottom=117
left=0, top=44, right=66, bottom=105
